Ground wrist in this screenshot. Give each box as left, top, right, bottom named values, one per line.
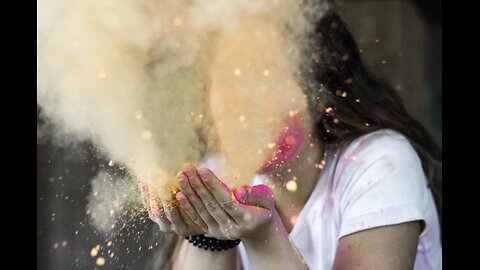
left=174, top=239, right=238, bottom=270
left=242, top=208, right=288, bottom=245
left=238, top=209, right=308, bottom=270
left=185, top=234, right=240, bottom=251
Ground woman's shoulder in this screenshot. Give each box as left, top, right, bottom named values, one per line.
left=353, top=128, right=410, bottom=147
left=331, top=128, right=426, bottom=193
left=341, top=129, right=418, bottom=161
left=330, top=129, right=431, bottom=239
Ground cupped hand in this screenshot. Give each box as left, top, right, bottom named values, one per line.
left=138, top=164, right=277, bottom=242
left=174, top=164, right=276, bottom=241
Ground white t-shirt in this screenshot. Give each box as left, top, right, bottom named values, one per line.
left=239, top=129, right=442, bottom=270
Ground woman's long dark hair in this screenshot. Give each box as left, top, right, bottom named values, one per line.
left=298, top=11, right=442, bottom=223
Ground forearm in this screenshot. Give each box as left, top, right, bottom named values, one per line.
left=241, top=211, right=308, bottom=270
left=173, top=239, right=238, bottom=270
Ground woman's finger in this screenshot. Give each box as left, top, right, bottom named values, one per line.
left=137, top=181, right=150, bottom=210
left=176, top=168, right=219, bottom=228
left=197, top=168, right=242, bottom=222
left=176, top=191, right=208, bottom=232
left=138, top=182, right=159, bottom=224
left=234, top=184, right=274, bottom=210
left=182, top=164, right=234, bottom=225
left=148, top=192, right=172, bottom=232
left=162, top=200, right=190, bottom=235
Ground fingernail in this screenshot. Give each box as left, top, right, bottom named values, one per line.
left=177, top=174, right=187, bottom=188
left=184, top=168, right=195, bottom=178
left=198, top=169, right=209, bottom=181
left=176, top=192, right=185, bottom=202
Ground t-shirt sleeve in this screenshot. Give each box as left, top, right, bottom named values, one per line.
left=337, top=130, right=429, bottom=239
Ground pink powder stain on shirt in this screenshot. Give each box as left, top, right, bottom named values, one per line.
left=329, top=191, right=336, bottom=201
left=385, top=161, right=395, bottom=172
left=258, top=114, right=305, bottom=174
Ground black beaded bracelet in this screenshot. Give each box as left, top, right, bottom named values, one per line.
left=185, top=235, right=241, bottom=251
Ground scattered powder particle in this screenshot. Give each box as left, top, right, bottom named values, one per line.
left=290, top=214, right=298, bottom=226
left=285, top=180, right=297, bottom=192
left=173, top=17, right=182, bottom=27
left=96, top=257, right=105, bottom=266
left=90, top=245, right=100, bottom=257
left=285, top=135, right=296, bottom=146
left=234, top=68, right=241, bottom=76
left=98, top=72, right=107, bottom=80
left=289, top=110, right=298, bottom=117
left=141, top=130, right=152, bottom=140
left=134, top=110, right=142, bottom=119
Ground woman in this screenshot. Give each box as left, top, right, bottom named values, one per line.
left=140, top=10, right=442, bottom=270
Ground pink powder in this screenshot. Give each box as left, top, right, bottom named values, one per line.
left=258, top=114, right=305, bottom=174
